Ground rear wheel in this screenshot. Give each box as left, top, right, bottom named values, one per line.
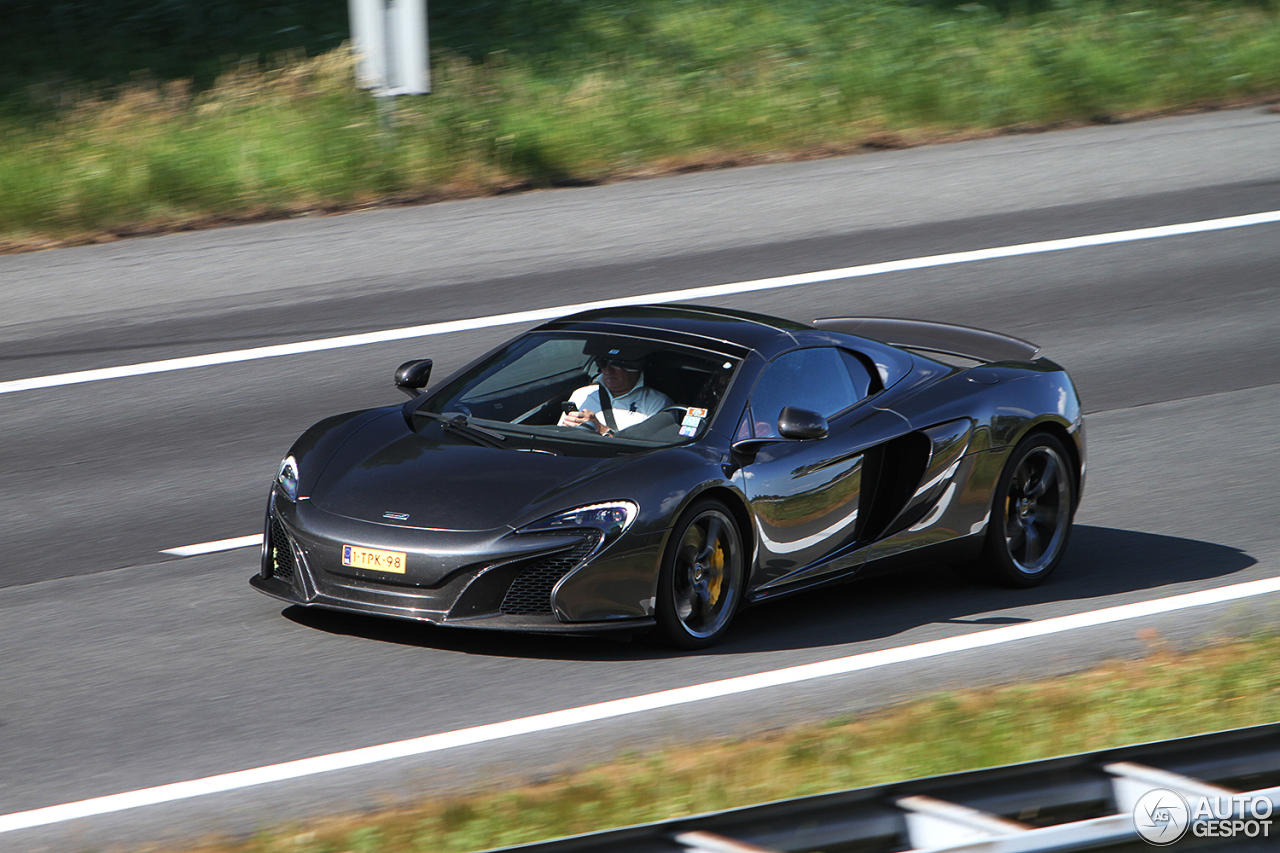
left=968, top=432, right=1075, bottom=588
left=654, top=500, right=744, bottom=649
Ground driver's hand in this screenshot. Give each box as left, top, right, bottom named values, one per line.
left=557, top=408, right=600, bottom=431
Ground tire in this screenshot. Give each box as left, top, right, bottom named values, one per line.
left=654, top=499, right=745, bottom=649
left=967, top=432, right=1076, bottom=588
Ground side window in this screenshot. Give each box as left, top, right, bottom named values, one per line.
left=750, top=348, right=861, bottom=438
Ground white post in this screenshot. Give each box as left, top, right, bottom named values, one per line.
left=348, top=0, right=430, bottom=95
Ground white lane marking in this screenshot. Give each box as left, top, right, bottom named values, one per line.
left=2, top=575, right=1279, bottom=834
left=161, top=535, right=263, bottom=557
left=3, top=209, right=1279, bottom=397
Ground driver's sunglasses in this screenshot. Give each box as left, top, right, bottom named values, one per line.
left=598, top=359, right=641, bottom=372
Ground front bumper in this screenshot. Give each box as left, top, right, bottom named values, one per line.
left=252, top=493, right=660, bottom=633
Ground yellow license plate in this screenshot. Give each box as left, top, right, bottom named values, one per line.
left=342, top=544, right=407, bottom=574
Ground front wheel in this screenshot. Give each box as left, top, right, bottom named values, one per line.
left=654, top=500, right=744, bottom=649
left=967, top=432, right=1076, bottom=588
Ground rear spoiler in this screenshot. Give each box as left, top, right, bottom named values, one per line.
left=814, top=317, right=1040, bottom=363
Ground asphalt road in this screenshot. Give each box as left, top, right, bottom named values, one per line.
left=1, top=108, right=1279, bottom=851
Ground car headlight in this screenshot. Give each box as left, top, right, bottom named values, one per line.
left=276, top=455, right=300, bottom=501
left=519, top=501, right=637, bottom=539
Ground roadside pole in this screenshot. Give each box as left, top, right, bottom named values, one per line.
left=348, top=0, right=429, bottom=136
left=348, top=0, right=430, bottom=96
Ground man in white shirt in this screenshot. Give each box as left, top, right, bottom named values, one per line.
left=557, top=356, right=673, bottom=436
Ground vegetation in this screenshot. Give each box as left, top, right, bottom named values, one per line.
left=2, top=0, right=1279, bottom=249
left=154, top=631, right=1280, bottom=853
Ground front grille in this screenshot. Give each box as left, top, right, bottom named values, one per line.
left=267, top=515, right=297, bottom=581
left=500, top=532, right=603, bottom=616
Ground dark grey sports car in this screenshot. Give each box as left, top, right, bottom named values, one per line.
left=253, top=305, right=1084, bottom=648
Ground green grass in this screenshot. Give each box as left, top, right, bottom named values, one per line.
left=2, top=0, right=1280, bottom=248
left=153, top=630, right=1280, bottom=853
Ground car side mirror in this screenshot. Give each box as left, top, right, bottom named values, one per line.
left=394, top=359, right=433, bottom=398
left=778, top=406, right=828, bottom=440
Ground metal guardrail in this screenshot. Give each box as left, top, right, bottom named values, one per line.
left=488, top=723, right=1280, bottom=852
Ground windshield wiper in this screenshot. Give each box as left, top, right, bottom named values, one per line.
left=414, top=410, right=507, bottom=449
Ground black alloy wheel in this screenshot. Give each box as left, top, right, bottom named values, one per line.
left=971, top=432, right=1076, bottom=588
left=654, top=499, right=745, bottom=649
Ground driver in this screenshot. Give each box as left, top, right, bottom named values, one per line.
left=557, top=354, right=672, bottom=436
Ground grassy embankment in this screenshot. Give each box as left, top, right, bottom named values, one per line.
left=151, top=631, right=1280, bottom=853
left=2, top=0, right=1280, bottom=251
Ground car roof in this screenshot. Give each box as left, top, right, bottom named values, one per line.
left=537, top=304, right=812, bottom=356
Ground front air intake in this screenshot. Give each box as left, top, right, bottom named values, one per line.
left=267, top=515, right=297, bottom=581
left=500, top=532, right=603, bottom=615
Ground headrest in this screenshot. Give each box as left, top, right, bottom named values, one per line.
left=582, top=339, right=652, bottom=370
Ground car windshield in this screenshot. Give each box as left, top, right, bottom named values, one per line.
left=417, top=332, right=740, bottom=447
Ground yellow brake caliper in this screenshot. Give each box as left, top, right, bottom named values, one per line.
left=707, top=542, right=725, bottom=605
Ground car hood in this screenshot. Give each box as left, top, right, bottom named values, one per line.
left=309, top=413, right=622, bottom=531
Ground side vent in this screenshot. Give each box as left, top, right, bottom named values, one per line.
left=862, top=420, right=975, bottom=541
left=858, top=433, right=931, bottom=543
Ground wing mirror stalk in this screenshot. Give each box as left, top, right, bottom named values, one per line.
left=394, top=359, right=433, bottom=398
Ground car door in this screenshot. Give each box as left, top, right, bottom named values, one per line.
left=736, top=347, right=906, bottom=590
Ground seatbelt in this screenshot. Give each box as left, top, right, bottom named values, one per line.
left=596, top=385, right=619, bottom=434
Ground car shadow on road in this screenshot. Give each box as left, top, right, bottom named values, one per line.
left=720, top=525, right=1257, bottom=656
left=283, top=525, right=1257, bottom=661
